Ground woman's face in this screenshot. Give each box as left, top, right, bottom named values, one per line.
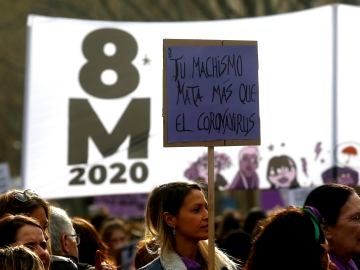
left=108, top=228, right=130, bottom=250
left=13, top=224, right=50, bottom=270
left=173, top=189, right=209, bottom=243
left=327, top=193, right=360, bottom=260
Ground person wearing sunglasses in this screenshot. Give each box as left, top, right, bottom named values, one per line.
left=0, top=189, right=50, bottom=232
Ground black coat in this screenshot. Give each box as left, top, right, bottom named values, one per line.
left=50, top=255, right=94, bottom=270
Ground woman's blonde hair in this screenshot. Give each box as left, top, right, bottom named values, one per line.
left=144, top=181, right=239, bottom=270
left=0, top=245, right=45, bottom=270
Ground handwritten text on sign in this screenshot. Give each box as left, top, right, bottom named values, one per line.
left=165, top=42, right=260, bottom=144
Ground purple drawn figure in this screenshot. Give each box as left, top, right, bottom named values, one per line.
left=229, top=146, right=260, bottom=189
left=321, top=166, right=359, bottom=187
left=184, top=152, right=231, bottom=190
left=321, top=144, right=359, bottom=187
left=266, top=155, right=299, bottom=189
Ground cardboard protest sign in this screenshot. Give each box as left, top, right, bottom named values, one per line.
left=163, top=39, right=260, bottom=147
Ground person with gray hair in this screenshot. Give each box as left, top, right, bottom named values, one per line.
left=49, top=206, right=116, bottom=270
left=49, top=205, right=82, bottom=270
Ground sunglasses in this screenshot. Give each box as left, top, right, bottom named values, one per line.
left=13, top=189, right=38, bottom=203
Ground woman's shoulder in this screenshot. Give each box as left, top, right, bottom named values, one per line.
left=138, top=257, right=163, bottom=270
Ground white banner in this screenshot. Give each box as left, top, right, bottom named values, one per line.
left=23, top=4, right=360, bottom=199
left=0, top=162, right=11, bottom=193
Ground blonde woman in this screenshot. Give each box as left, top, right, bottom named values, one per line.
left=138, top=181, right=238, bottom=270
left=0, top=245, right=45, bottom=270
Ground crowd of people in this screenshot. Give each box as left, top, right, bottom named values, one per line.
left=0, top=181, right=360, bottom=269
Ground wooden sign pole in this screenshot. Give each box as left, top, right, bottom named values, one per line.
left=207, top=145, right=215, bottom=270
left=163, top=40, right=260, bottom=269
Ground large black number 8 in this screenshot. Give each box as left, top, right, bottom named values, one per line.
left=80, top=28, right=139, bottom=99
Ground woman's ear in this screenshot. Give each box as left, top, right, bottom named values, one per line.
left=163, top=212, right=176, bottom=228
left=321, top=223, right=332, bottom=240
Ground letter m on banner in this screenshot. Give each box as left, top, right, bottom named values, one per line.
left=68, top=98, right=150, bottom=165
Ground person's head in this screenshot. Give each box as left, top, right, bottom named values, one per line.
left=244, top=206, right=332, bottom=270
left=216, top=228, right=251, bottom=263
left=243, top=207, right=267, bottom=237
left=215, top=209, right=242, bottom=239
left=144, top=181, right=208, bottom=253
left=0, top=214, right=50, bottom=270
left=100, top=218, right=132, bottom=266
left=72, top=216, right=110, bottom=266
left=0, top=189, right=50, bottom=231
left=304, top=183, right=360, bottom=260
left=144, top=181, right=238, bottom=270
left=49, top=206, right=79, bottom=259
left=100, top=218, right=130, bottom=252
left=0, top=245, right=45, bottom=270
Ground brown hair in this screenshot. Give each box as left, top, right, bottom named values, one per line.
left=72, top=217, right=113, bottom=266
left=0, top=214, right=44, bottom=247
left=0, top=189, right=49, bottom=229
left=304, top=183, right=355, bottom=225
left=245, top=207, right=327, bottom=270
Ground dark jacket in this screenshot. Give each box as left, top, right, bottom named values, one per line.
left=50, top=255, right=94, bottom=270
left=51, top=255, right=78, bottom=270
left=138, top=257, right=164, bottom=270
